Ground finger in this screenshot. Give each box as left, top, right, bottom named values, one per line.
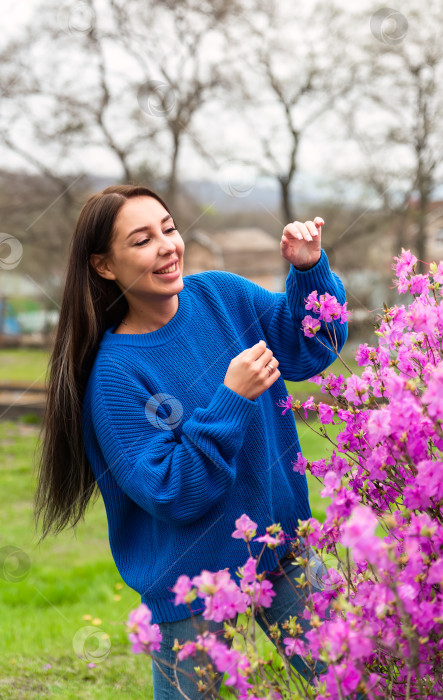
left=257, top=348, right=274, bottom=367
left=267, top=358, right=279, bottom=368
left=238, top=339, right=265, bottom=357
left=314, top=217, right=324, bottom=229
left=249, top=340, right=271, bottom=361
left=267, top=368, right=281, bottom=383
left=283, top=222, right=304, bottom=241
left=305, top=221, right=319, bottom=238
left=293, top=221, right=313, bottom=242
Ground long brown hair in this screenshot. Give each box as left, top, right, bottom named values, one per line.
left=33, top=184, right=173, bottom=543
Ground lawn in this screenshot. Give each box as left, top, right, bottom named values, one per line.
left=0, top=349, right=354, bottom=698
left=0, top=349, right=50, bottom=385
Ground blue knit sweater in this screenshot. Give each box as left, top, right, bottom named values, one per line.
left=81, top=249, right=347, bottom=623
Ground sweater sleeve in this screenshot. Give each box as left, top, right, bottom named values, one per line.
left=90, top=367, right=258, bottom=526
left=223, top=249, right=347, bottom=382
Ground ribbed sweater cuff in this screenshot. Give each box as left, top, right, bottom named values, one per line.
left=206, top=383, right=258, bottom=425
left=288, top=249, right=334, bottom=298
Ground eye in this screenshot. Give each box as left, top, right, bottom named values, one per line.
left=164, top=227, right=177, bottom=234
left=134, top=239, right=150, bottom=247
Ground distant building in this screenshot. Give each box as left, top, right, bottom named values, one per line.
left=397, top=200, right=443, bottom=262
left=0, top=298, right=21, bottom=335
left=419, top=201, right=443, bottom=260
left=0, top=271, right=58, bottom=335
left=183, top=227, right=286, bottom=291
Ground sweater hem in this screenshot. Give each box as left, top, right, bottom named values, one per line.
left=141, top=508, right=312, bottom=624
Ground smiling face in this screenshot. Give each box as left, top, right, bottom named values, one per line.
left=90, top=196, right=185, bottom=304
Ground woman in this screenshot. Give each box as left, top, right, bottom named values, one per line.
left=34, top=184, right=348, bottom=698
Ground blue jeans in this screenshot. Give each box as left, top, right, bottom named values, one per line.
left=151, top=540, right=331, bottom=699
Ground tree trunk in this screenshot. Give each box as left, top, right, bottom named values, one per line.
left=167, top=131, right=180, bottom=211
left=0, top=296, right=6, bottom=347
left=416, top=190, right=428, bottom=275
left=279, top=177, right=293, bottom=278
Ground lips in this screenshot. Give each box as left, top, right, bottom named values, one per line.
left=154, top=259, right=179, bottom=273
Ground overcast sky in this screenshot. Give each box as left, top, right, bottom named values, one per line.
left=0, top=0, right=419, bottom=204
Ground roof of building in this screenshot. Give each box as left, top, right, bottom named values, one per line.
left=188, top=228, right=278, bottom=253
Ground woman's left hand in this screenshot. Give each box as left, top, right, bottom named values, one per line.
left=280, top=217, right=324, bottom=271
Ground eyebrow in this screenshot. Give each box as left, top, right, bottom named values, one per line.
left=127, top=214, right=173, bottom=238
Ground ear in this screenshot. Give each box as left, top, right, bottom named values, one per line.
left=89, top=253, right=117, bottom=281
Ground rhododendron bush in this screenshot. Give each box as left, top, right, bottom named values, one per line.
left=126, top=251, right=443, bottom=699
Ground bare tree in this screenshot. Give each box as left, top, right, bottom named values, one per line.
left=0, top=0, right=242, bottom=216
left=218, top=0, right=352, bottom=230
left=341, top=0, right=443, bottom=271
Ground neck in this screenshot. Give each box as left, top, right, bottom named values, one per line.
left=123, top=294, right=179, bottom=333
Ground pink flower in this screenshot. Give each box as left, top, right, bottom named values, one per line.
left=321, top=470, right=342, bottom=498
left=422, top=364, right=443, bottom=420
left=301, top=395, right=315, bottom=418
left=366, top=408, right=392, bottom=447
left=427, top=558, right=443, bottom=585
left=301, top=315, right=321, bottom=337
left=308, top=374, right=323, bottom=386
left=239, top=556, right=257, bottom=584
left=172, top=575, right=195, bottom=606
left=393, top=248, right=417, bottom=277
left=355, top=343, right=376, bottom=366
left=343, top=374, right=369, bottom=405
left=324, top=373, right=345, bottom=397
left=192, top=570, right=249, bottom=622
left=254, top=529, right=286, bottom=549
left=318, top=292, right=343, bottom=322
left=341, top=505, right=382, bottom=565
left=291, top=452, right=308, bottom=474
left=283, top=637, right=307, bottom=657
left=232, top=514, right=258, bottom=542
left=276, top=394, right=293, bottom=415
left=254, top=579, right=275, bottom=607
left=177, top=642, right=197, bottom=661
left=409, top=274, right=429, bottom=296
left=305, top=290, right=320, bottom=312
left=318, top=403, right=335, bottom=424
left=310, top=458, right=329, bottom=477
left=127, top=604, right=162, bottom=655
left=340, top=301, right=351, bottom=323
left=208, top=642, right=252, bottom=694
left=433, top=262, right=443, bottom=284
left=242, top=578, right=276, bottom=608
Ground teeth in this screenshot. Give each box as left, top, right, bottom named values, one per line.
left=155, top=262, right=177, bottom=274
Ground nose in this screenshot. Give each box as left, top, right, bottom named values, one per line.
left=158, top=232, right=176, bottom=255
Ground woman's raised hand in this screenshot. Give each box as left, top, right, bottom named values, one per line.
left=223, top=340, right=280, bottom=400
left=280, top=216, right=324, bottom=271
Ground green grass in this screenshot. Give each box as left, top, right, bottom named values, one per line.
left=0, top=421, right=155, bottom=699
left=0, top=349, right=50, bottom=384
